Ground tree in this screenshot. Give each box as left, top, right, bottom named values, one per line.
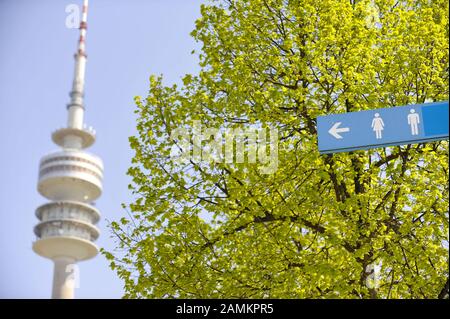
left=103, top=0, right=449, bottom=298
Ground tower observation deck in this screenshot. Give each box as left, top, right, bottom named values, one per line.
left=33, top=0, right=103, bottom=299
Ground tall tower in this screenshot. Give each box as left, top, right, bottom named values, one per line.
left=33, top=0, right=103, bottom=299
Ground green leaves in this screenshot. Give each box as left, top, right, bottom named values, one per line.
left=103, top=0, right=449, bottom=299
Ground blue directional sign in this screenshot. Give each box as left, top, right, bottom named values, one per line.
left=317, top=101, right=449, bottom=154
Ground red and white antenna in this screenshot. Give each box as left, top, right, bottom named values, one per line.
left=68, top=0, right=89, bottom=130
left=78, top=0, right=88, bottom=57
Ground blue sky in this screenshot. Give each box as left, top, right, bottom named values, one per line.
left=0, top=0, right=204, bottom=298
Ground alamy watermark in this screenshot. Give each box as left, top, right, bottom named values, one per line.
left=65, top=4, right=81, bottom=29
left=65, top=263, right=80, bottom=289
left=170, top=121, right=278, bottom=174
left=365, top=263, right=381, bottom=290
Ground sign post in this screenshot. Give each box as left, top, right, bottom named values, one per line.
left=317, top=101, right=449, bottom=154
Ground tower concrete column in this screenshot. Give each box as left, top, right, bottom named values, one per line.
left=67, top=104, right=84, bottom=129
left=52, top=256, right=76, bottom=299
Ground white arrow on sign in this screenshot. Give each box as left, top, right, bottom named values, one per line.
left=328, top=122, right=350, bottom=139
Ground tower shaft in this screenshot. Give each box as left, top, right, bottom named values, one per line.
left=52, top=257, right=76, bottom=299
